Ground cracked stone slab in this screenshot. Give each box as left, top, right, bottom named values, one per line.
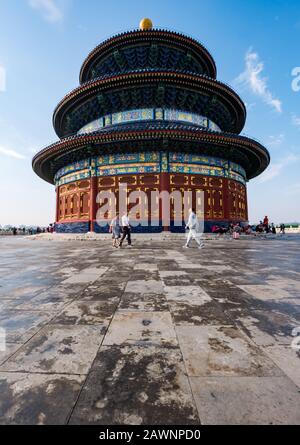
left=237, top=285, right=292, bottom=300
left=69, top=345, right=199, bottom=425
left=235, top=311, right=297, bottom=346
left=164, top=285, right=212, bottom=305
left=264, top=345, right=300, bottom=388
left=80, top=280, right=126, bottom=300
left=190, top=376, right=300, bottom=425
left=103, top=311, right=178, bottom=346
left=11, top=291, right=70, bottom=312
left=154, top=260, right=180, bottom=270
left=0, top=372, right=85, bottom=425
left=0, top=310, right=53, bottom=343
left=176, top=325, right=282, bottom=377
left=61, top=267, right=108, bottom=284
left=52, top=300, right=119, bottom=326
left=130, top=271, right=161, bottom=282
left=0, top=285, right=49, bottom=300
left=171, top=301, right=233, bottom=326
left=134, top=263, right=158, bottom=271
left=119, top=293, right=169, bottom=312
left=194, top=265, right=233, bottom=273
left=161, top=276, right=195, bottom=286
left=175, top=263, right=205, bottom=270
left=158, top=270, right=188, bottom=278
left=125, top=280, right=164, bottom=295
left=266, top=276, right=300, bottom=292
left=62, top=268, right=107, bottom=284
left=0, top=325, right=104, bottom=374
left=0, top=343, right=22, bottom=365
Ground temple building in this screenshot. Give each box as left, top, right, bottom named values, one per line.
left=32, top=19, right=270, bottom=232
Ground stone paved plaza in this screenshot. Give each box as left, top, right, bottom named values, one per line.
left=0, top=235, right=299, bottom=425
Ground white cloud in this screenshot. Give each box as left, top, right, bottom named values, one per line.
left=0, top=66, right=6, bottom=92
left=292, top=114, right=300, bottom=127
left=235, top=48, right=282, bottom=113
left=266, top=134, right=285, bottom=148
left=0, top=146, right=26, bottom=160
left=28, top=0, right=63, bottom=23
left=245, top=102, right=256, bottom=112
left=258, top=154, right=298, bottom=183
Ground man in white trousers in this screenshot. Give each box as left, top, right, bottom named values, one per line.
left=183, top=208, right=204, bottom=249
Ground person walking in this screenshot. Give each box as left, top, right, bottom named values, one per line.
left=263, top=215, right=270, bottom=233
left=183, top=208, right=204, bottom=249
left=109, top=213, right=121, bottom=248
left=280, top=223, right=286, bottom=234
left=119, top=212, right=132, bottom=247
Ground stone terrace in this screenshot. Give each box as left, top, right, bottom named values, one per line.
left=0, top=235, right=299, bottom=425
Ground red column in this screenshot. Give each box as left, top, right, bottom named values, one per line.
left=244, top=185, right=249, bottom=222
left=223, top=178, right=230, bottom=222
left=89, top=176, right=98, bottom=232
left=55, top=187, right=60, bottom=223
left=160, top=172, right=170, bottom=231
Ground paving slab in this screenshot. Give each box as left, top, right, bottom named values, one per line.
left=176, top=325, right=282, bottom=377
left=61, top=267, right=108, bottom=284
left=0, top=324, right=104, bottom=374
left=0, top=310, right=53, bottom=343
left=238, top=284, right=292, bottom=300
left=52, top=300, right=119, bottom=326
left=190, top=376, right=300, bottom=425
left=0, top=343, right=23, bottom=365
left=119, top=293, right=169, bottom=312
left=0, top=372, right=85, bottom=425
left=69, top=345, right=199, bottom=425
left=264, top=344, right=300, bottom=388
left=103, top=311, right=178, bottom=346
left=125, top=280, right=164, bottom=295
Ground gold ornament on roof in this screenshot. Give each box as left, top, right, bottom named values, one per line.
left=139, top=18, right=153, bottom=30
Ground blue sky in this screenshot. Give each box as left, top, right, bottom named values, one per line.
left=0, top=0, right=299, bottom=226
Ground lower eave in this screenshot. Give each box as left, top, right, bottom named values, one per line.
left=32, top=125, right=270, bottom=185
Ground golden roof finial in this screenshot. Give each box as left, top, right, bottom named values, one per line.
left=139, top=18, right=153, bottom=31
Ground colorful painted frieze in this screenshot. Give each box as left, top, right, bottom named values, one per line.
left=56, top=169, right=90, bottom=186
left=77, top=108, right=222, bottom=135
left=95, top=151, right=159, bottom=166
left=77, top=118, right=103, bottom=135
left=229, top=161, right=246, bottom=178
left=97, top=163, right=160, bottom=176
left=54, top=152, right=246, bottom=186
left=170, top=163, right=224, bottom=177
left=228, top=171, right=246, bottom=185
left=169, top=153, right=228, bottom=168
left=161, top=152, right=169, bottom=172
left=55, top=159, right=90, bottom=181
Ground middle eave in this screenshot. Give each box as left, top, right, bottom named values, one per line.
left=53, top=70, right=246, bottom=138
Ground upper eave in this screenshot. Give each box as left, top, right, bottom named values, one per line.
left=79, top=28, right=217, bottom=83
left=53, top=70, right=247, bottom=137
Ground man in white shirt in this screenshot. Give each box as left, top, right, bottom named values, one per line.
left=183, top=208, right=204, bottom=249
left=119, top=212, right=132, bottom=247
